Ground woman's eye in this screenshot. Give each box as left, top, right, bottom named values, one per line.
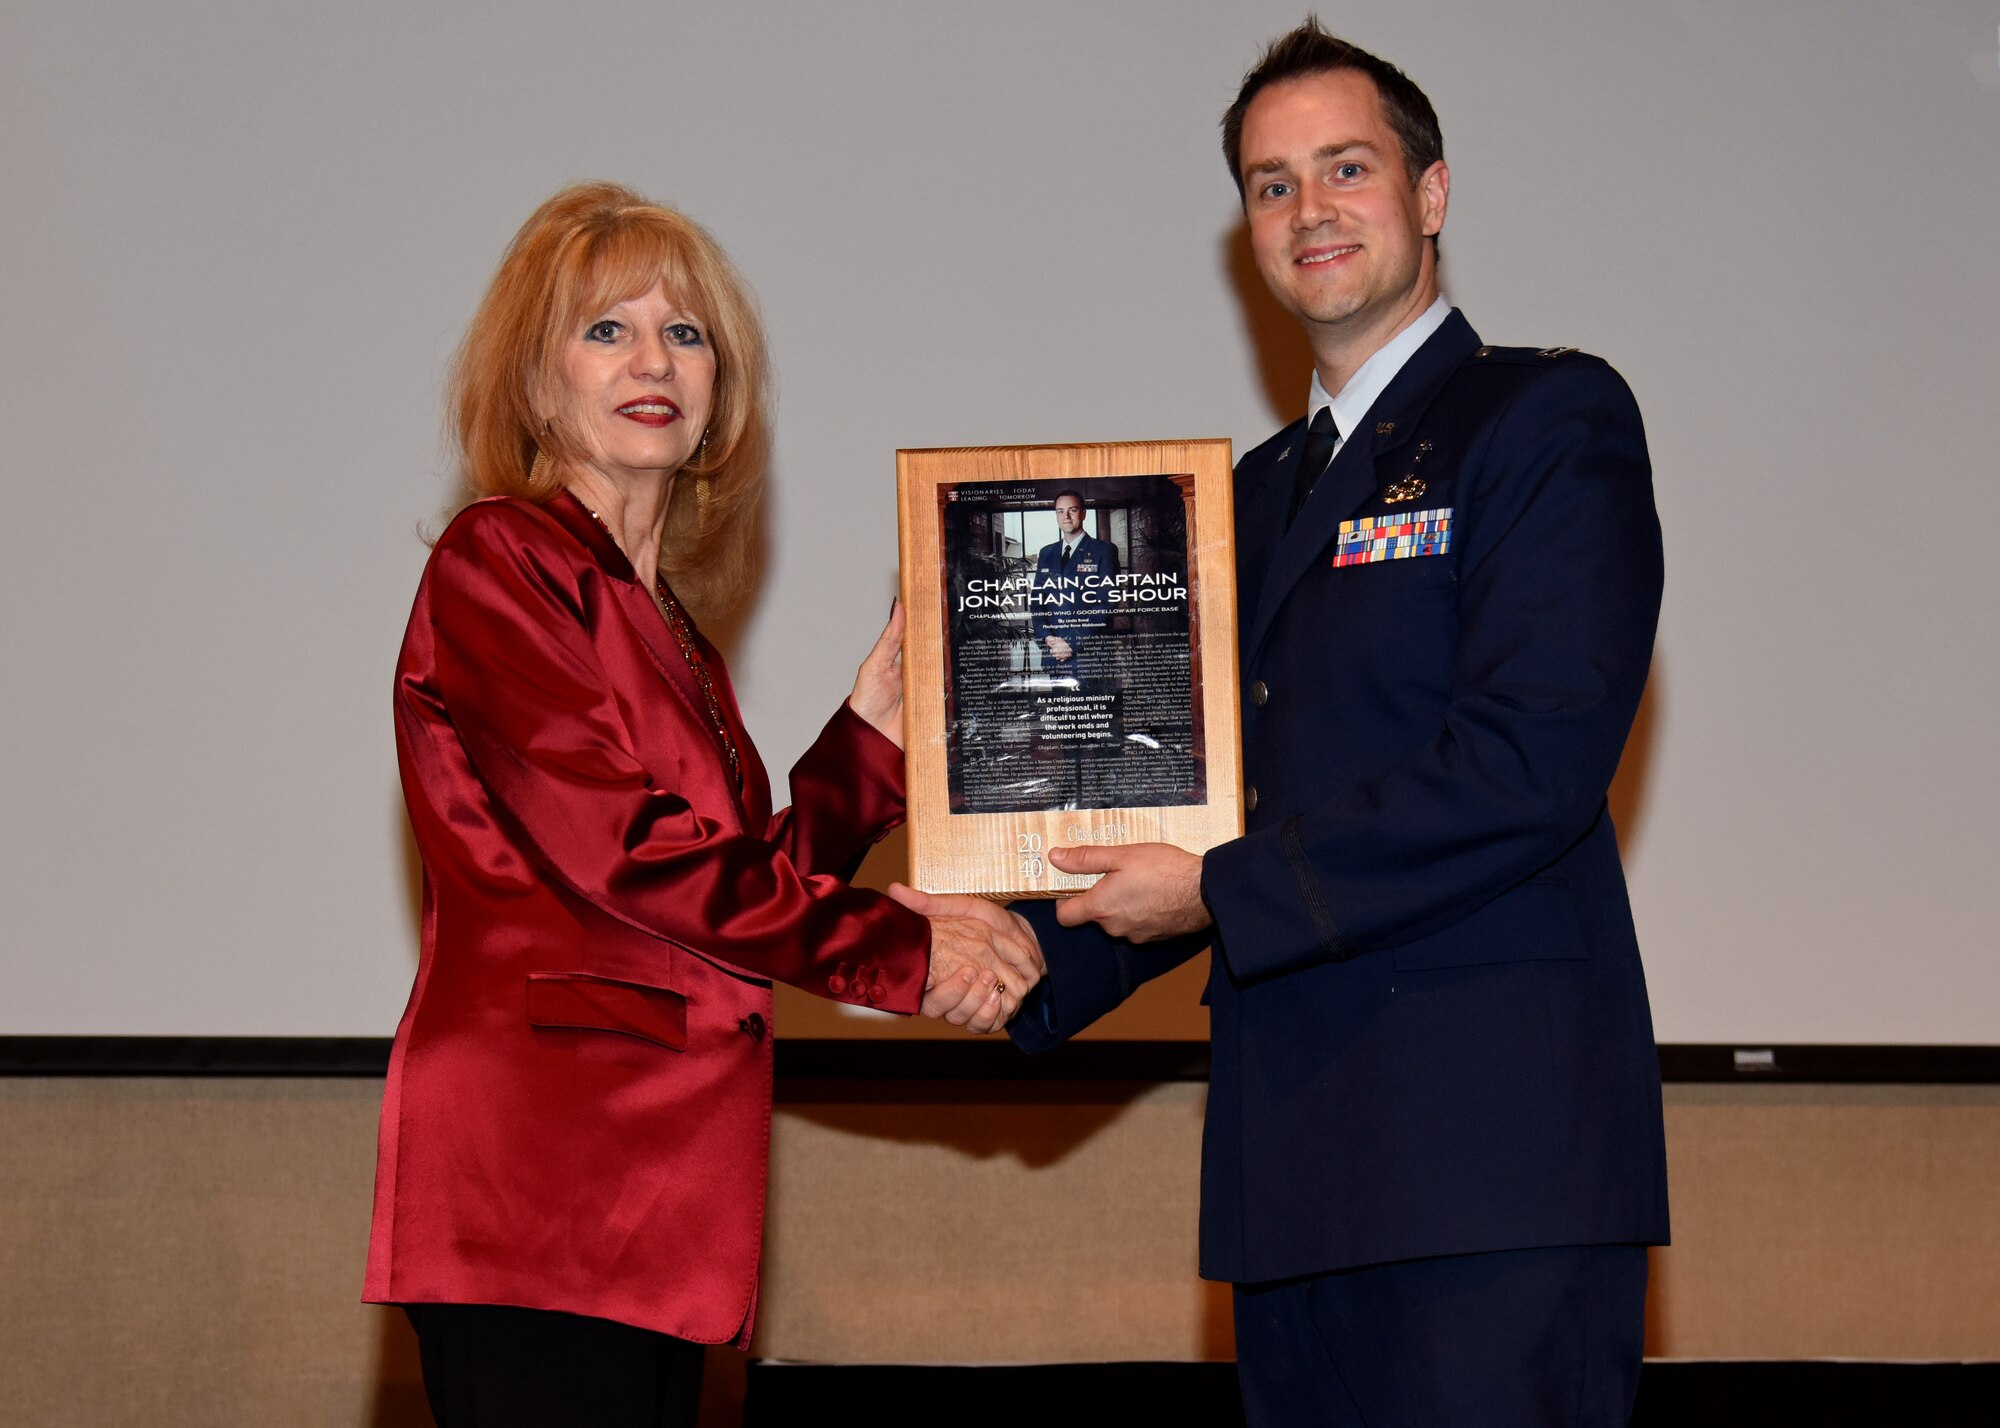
left=666, top=322, right=705, bottom=346
left=585, top=320, right=621, bottom=342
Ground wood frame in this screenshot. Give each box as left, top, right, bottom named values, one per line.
left=897, top=440, right=1242, bottom=897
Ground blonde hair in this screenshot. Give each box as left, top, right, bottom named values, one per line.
left=448, top=181, right=769, bottom=616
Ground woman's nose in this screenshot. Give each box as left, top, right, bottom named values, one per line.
left=630, top=331, right=673, bottom=380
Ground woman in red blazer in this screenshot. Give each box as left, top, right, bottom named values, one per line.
left=364, top=183, right=1039, bottom=1426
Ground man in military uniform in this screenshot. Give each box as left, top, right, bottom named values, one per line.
left=1004, top=19, right=1668, bottom=1427
left=1029, top=489, right=1120, bottom=672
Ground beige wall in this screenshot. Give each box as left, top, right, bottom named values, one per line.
left=8, top=2, right=1999, bottom=1054
left=1, top=1077, right=1995, bottom=1426
left=763, top=1081, right=2000, bottom=1364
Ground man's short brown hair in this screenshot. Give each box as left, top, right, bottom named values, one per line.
left=1221, top=16, right=1445, bottom=199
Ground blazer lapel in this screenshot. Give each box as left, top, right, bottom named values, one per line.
left=1247, top=424, right=1377, bottom=658
left=1242, top=311, right=1484, bottom=661
left=1234, top=420, right=1305, bottom=611
left=543, top=491, right=747, bottom=814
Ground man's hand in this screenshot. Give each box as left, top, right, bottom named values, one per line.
left=1050, top=842, right=1211, bottom=943
left=1043, top=634, right=1074, bottom=663
left=888, top=883, right=1044, bottom=1034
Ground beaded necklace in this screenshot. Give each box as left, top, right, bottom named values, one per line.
left=588, top=508, right=742, bottom=791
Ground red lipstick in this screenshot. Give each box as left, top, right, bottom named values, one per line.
left=616, top=396, right=681, bottom=428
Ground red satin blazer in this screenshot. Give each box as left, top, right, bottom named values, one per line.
left=364, top=490, right=930, bottom=1344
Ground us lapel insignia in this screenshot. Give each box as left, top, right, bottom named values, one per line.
left=1374, top=420, right=1396, bottom=436
left=1383, top=475, right=1426, bottom=504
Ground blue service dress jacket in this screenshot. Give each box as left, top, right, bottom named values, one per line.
left=1029, top=531, right=1120, bottom=660
left=1010, top=309, right=1670, bottom=1284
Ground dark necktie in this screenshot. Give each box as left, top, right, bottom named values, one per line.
left=1286, top=407, right=1341, bottom=530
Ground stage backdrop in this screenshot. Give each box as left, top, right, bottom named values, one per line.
left=1, top=0, right=1995, bottom=1045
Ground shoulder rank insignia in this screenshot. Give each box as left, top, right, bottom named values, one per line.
left=1475, top=344, right=1584, bottom=364
left=1334, top=508, right=1453, bottom=567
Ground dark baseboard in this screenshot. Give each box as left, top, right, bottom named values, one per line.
left=743, top=1360, right=2000, bottom=1428
left=0, top=1035, right=395, bottom=1077
left=2, top=1036, right=1998, bottom=1084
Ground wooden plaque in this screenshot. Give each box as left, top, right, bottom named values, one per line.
left=897, top=440, right=1243, bottom=898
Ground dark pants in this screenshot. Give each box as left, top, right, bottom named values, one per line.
left=1232, top=1244, right=1648, bottom=1428
left=404, top=1303, right=706, bottom=1428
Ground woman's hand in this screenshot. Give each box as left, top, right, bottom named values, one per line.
left=847, top=599, right=905, bottom=749
left=888, top=883, right=1045, bottom=1034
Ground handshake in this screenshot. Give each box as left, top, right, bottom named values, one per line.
left=887, top=884, right=1044, bottom=1035
left=882, top=841, right=1209, bottom=1033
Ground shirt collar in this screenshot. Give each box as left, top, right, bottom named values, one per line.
left=1306, top=295, right=1453, bottom=439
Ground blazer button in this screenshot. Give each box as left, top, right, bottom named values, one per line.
left=1246, top=786, right=1259, bottom=813
left=827, top=964, right=849, bottom=995
left=866, top=983, right=886, bottom=1005
left=737, top=1013, right=767, bottom=1043
left=1250, top=680, right=1269, bottom=707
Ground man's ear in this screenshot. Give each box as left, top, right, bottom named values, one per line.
left=1419, top=160, right=1450, bottom=238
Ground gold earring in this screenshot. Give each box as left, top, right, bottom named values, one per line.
left=691, top=429, right=713, bottom=522
left=528, top=416, right=556, bottom=486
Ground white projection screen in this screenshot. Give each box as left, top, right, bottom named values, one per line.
left=2, top=1, right=1996, bottom=1045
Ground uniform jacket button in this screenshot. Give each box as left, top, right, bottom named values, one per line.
left=1250, top=680, right=1269, bottom=707
left=737, top=1013, right=767, bottom=1043
left=1246, top=786, right=1259, bottom=813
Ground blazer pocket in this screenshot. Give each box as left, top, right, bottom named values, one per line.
left=526, top=971, right=687, bottom=1051
left=1337, top=553, right=1456, bottom=597
left=1391, top=882, right=1589, bottom=973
